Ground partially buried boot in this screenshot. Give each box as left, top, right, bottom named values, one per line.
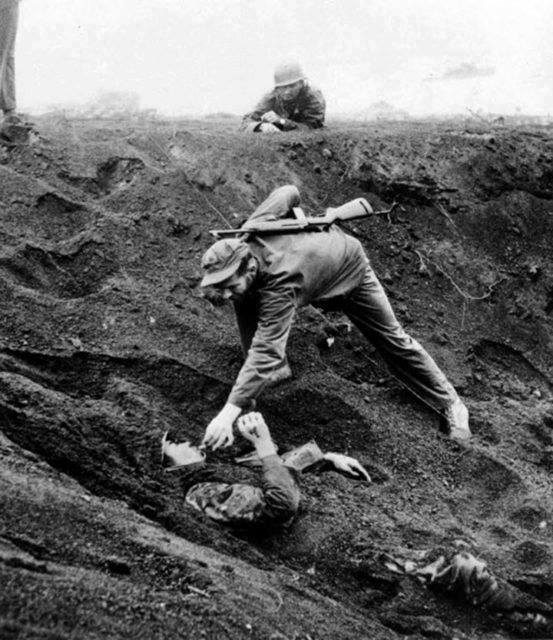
left=444, top=397, right=471, bottom=441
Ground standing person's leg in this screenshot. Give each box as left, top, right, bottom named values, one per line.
left=341, top=265, right=470, bottom=438
left=0, top=0, right=19, bottom=118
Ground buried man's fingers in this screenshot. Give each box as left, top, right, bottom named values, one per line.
left=237, top=412, right=271, bottom=444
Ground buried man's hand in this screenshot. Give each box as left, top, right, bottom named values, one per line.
left=202, top=403, right=242, bottom=450
left=237, top=412, right=277, bottom=458
left=323, top=452, right=371, bottom=481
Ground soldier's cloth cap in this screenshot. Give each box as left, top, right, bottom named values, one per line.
left=200, top=238, right=249, bottom=287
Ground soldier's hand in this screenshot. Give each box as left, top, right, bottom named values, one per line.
left=261, top=110, right=280, bottom=124
left=259, top=122, right=279, bottom=133
left=202, top=403, right=241, bottom=450
left=323, top=452, right=371, bottom=481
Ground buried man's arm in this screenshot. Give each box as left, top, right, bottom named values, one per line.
left=203, top=286, right=297, bottom=450
left=237, top=412, right=300, bottom=523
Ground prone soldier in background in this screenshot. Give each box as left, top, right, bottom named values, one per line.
left=242, top=61, right=325, bottom=133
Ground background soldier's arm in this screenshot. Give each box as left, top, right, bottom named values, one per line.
left=275, top=117, right=298, bottom=131
left=296, top=86, right=326, bottom=128
left=242, top=91, right=276, bottom=131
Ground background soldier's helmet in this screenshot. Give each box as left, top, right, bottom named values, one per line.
left=274, top=61, right=305, bottom=87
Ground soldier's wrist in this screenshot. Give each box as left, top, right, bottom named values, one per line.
left=220, top=403, right=242, bottom=422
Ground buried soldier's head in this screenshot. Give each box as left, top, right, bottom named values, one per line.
left=200, top=238, right=257, bottom=299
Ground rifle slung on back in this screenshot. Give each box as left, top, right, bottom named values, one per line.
left=210, top=199, right=399, bottom=238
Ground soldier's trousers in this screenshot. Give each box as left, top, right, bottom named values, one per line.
left=340, top=265, right=458, bottom=411
left=244, top=183, right=458, bottom=412
left=0, top=0, right=19, bottom=114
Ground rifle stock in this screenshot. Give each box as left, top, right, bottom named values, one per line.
left=322, top=198, right=373, bottom=224
left=210, top=198, right=396, bottom=238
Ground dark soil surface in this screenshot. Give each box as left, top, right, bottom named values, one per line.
left=1, top=115, right=553, bottom=639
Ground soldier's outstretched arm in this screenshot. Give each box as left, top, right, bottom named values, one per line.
left=227, top=286, right=298, bottom=408
left=203, top=287, right=297, bottom=450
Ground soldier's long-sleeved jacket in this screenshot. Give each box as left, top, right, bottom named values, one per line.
left=242, top=82, right=326, bottom=132
left=227, top=185, right=367, bottom=408
left=185, top=453, right=301, bottom=527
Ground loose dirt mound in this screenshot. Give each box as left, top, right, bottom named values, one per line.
left=1, top=116, right=552, bottom=639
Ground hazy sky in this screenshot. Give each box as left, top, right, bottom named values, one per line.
left=17, top=0, right=553, bottom=116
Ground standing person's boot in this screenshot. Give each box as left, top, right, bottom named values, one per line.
left=444, top=398, right=471, bottom=441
